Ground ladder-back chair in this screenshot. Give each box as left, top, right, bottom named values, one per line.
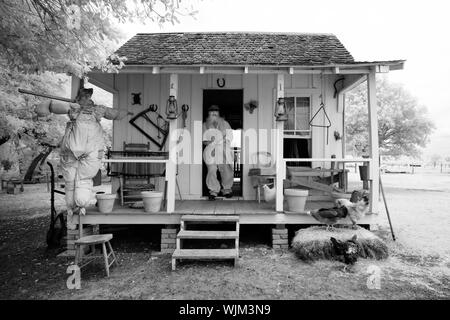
left=118, top=142, right=165, bottom=206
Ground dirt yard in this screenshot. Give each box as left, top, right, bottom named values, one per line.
left=0, top=171, right=449, bottom=300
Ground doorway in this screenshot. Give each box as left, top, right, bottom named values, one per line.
left=202, top=89, right=243, bottom=197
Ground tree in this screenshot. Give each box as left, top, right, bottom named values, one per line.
left=430, top=154, right=441, bottom=168
left=0, top=58, right=68, bottom=174
left=0, top=0, right=197, bottom=76
left=0, top=0, right=197, bottom=175
left=345, top=77, right=435, bottom=158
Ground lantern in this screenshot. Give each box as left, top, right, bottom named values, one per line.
left=166, top=95, right=178, bottom=119
left=274, top=97, right=288, bottom=121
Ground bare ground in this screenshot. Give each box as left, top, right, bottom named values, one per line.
left=0, top=172, right=449, bottom=300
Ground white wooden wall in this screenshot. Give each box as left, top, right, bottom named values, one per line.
left=91, top=72, right=344, bottom=200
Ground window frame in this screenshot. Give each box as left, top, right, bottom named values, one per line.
left=283, top=95, right=313, bottom=139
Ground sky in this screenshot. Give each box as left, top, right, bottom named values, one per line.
left=118, top=0, right=450, bottom=159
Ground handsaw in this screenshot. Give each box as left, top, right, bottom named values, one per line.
left=129, top=104, right=168, bottom=150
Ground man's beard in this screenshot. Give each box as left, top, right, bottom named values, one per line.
left=208, top=117, right=219, bottom=127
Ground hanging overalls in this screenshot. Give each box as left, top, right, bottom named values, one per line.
left=35, top=98, right=125, bottom=229
left=203, top=117, right=234, bottom=196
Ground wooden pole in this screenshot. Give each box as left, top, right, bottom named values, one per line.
left=275, top=74, right=285, bottom=212
left=379, top=176, right=396, bottom=241
left=18, top=88, right=75, bottom=103
left=166, top=74, right=178, bottom=213
left=367, top=71, right=380, bottom=213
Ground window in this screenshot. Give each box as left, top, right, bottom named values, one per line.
left=284, top=96, right=311, bottom=138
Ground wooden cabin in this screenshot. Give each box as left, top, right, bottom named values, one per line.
left=71, top=32, right=404, bottom=258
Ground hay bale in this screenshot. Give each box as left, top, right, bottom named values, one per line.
left=292, top=226, right=388, bottom=261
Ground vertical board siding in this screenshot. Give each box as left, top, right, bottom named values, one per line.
left=127, top=74, right=144, bottom=144
left=242, top=74, right=258, bottom=199
left=111, top=72, right=344, bottom=199
left=189, top=74, right=207, bottom=198
left=113, top=73, right=128, bottom=150
left=146, top=73, right=161, bottom=151
left=323, top=75, right=343, bottom=161
left=177, top=74, right=192, bottom=197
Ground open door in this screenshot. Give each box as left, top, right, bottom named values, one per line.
left=202, top=89, right=243, bottom=197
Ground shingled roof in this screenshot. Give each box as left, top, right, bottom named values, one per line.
left=114, top=32, right=355, bottom=66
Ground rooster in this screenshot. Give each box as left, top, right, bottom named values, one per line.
left=262, top=184, right=276, bottom=202
left=330, top=235, right=359, bottom=272
left=335, top=191, right=370, bottom=229
left=307, top=206, right=348, bottom=231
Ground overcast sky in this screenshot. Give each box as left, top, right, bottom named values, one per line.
left=119, top=0, right=450, bottom=159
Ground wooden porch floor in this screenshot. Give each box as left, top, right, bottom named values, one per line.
left=80, top=200, right=377, bottom=225
left=165, top=200, right=332, bottom=215
left=87, top=200, right=333, bottom=215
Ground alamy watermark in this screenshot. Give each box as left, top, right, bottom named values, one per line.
left=366, top=265, right=381, bottom=290
left=170, top=121, right=279, bottom=166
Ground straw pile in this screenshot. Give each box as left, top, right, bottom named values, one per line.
left=291, top=226, right=388, bottom=261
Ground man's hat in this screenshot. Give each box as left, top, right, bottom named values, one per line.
left=208, top=105, right=220, bottom=112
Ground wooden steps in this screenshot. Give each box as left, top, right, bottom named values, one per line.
left=180, top=215, right=239, bottom=222
left=177, top=230, right=239, bottom=239
left=172, top=249, right=237, bottom=259
left=171, top=215, right=240, bottom=270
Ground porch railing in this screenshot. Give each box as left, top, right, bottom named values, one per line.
left=276, top=157, right=376, bottom=212
left=233, top=147, right=241, bottom=178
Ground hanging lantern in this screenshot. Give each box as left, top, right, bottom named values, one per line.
left=166, top=95, right=178, bottom=119
left=274, top=97, right=288, bottom=121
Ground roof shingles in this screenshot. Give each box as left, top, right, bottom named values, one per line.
left=114, top=32, right=354, bottom=66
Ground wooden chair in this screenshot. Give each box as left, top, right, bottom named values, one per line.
left=119, top=142, right=164, bottom=206
left=74, top=233, right=117, bottom=277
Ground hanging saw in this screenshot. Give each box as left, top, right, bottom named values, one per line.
left=129, top=104, right=169, bottom=150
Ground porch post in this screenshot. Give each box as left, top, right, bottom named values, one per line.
left=166, top=74, right=178, bottom=213
left=275, top=74, right=285, bottom=212
left=367, top=71, right=379, bottom=213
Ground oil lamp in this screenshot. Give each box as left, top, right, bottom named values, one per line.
left=274, top=97, right=287, bottom=121
left=166, top=95, right=178, bottom=119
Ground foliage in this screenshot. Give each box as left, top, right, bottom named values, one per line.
left=0, top=58, right=69, bottom=174
left=0, top=0, right=197, bottom=76
left=345, top=77, right=435, bottom=158
left=1, top=159, right=13, bottom=171
left=0, top=0, right=197, bottom=175
left=0, top=59, right=68, bottom=148
left=0, top=0, right=197, bottom=104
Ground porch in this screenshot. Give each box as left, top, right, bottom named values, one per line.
left=80, top=199, right=377, bottom=225
left=81, top=32, right=405, bottom=224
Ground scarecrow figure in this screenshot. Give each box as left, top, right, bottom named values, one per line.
left=35, top=88, right=131, bottom=229
left=202, top=105, right=234, bottom=200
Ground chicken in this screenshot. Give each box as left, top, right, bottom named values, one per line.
left=262, top=184, right=276, bottom=202
left=330, top=235, right=359, bottom=272
left=335, top=191, right=370, bottom=229
left=307, top=206, right=348, bottom=231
